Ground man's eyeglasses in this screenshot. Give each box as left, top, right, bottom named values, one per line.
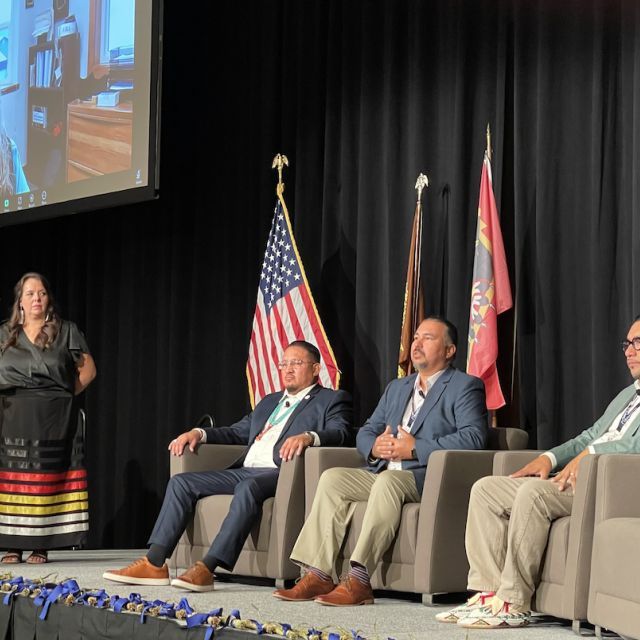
left=621, top=337, right=640, bottom=352
left=277, top=359, right=315, bottom=370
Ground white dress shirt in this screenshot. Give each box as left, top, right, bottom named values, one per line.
left=387, top=368, right=447, bottom=471
left=198, top=383, right=319, bottom=469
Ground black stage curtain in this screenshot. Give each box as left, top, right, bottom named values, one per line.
left=0, top=0, right=639, bottom=547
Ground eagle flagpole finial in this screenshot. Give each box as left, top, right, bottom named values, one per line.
left=415, top=173, right=429, bottom=203
left=272, top=154, right=289, bottom=195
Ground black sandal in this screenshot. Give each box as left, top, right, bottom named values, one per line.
left=26, top=550, right=48, bottom=564
left=1, top=551, right=22, bottom=564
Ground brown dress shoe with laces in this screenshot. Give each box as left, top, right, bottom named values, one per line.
left=314, top=575, right=374, bottom=606
left=171, top=561, right=215, bottom=592
left=103, top=557, right=170, bottom=586
left=272, top=571, right=335, bottom=601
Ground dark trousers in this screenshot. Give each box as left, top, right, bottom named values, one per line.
left=147, top=467, right=279, bottom=570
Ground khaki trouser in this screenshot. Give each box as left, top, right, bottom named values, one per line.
left=290, top=467, right=420, bottom=575
left=465, top=475, right=575, bottom=609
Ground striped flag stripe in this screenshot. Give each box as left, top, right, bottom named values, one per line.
left=296, top=286, right=337, bottom=387
left=254, top=303, right=279, bottom=392
left=248, top=321, right=268, bottom=401
left=273, top=297, right=298, bottom=346
left=258, top=299, right=282, bottom=390
left=268, top=303, right=291, bottom=358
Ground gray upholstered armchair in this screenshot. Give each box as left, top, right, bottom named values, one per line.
left=588, top=453, right=640, bottom=640
left=168, top=444, right=305, bottom=587
left=492, top=450, right=601, bottom=634
left=304, top=426, right=528, bottom=603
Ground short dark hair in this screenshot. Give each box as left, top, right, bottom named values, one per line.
left=287, top=340, right=321, bottom=363
left=424, top=315, right=458, bottom=349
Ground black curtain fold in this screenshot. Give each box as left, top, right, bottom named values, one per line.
left=0, top=0, right=638, bottom=546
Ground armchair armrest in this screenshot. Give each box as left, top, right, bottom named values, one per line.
left=267, top=454, right=306, bottom=578
left=414, top=449, right=496, bottom=594
left=169, top=444, right=246, bottom=476
left=492, top=450, right=544, bottom=476
left=594, top=453, right=640, bottom=522
left=562, top=453, right=600, bottom=621
left=304, top=447, right=365, bottom=516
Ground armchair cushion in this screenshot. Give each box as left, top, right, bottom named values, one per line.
left=169, top=444, right=305, bottom=581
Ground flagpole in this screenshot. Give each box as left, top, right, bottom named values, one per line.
left=486, top=125, right=496, bottom=427
left=511, top=302, right=518, bottom=402
left=413, top=173, right=429, bottom=333
left=398, top=174, right=428, bottom=377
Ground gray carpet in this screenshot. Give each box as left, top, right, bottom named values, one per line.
left=1, top=549, right=613, bottom=639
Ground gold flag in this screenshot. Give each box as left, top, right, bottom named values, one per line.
left=398, top=194, right=426, bottom=378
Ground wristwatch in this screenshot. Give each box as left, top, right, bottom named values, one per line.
left=411, top=448, right=418, bottom=460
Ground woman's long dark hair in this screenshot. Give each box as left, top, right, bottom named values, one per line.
left=1, top=273, right=61, bottom=351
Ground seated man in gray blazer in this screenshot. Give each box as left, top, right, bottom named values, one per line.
left=273, top=316, right=488, bottom=606
left=437, top=315, right=640, bottom=629
left=103, top=340, right=353, bottom=592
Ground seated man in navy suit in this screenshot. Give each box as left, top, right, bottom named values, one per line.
left=274, top=316, right=488, bottom=606
left=103, top=340, right=353, bottom=592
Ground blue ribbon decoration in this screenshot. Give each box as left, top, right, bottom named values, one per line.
left=177, top=596, right=195, bottom=616
left=0, top=578, right=408, bottom=640
left=2, top=577, right=25, bottom=606
left=140, top=598, right=171, bottom=623
left=76, top=588, right=109, bottom=607
left=185, top=607, right=224, bottom=629
left=38, top=579, right=81, bottom=620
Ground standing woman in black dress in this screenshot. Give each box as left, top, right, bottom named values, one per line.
left=0, top=273, right=96, bottom=564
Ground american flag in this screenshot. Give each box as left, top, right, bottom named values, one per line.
left=246, top=196, right=340, bottom=407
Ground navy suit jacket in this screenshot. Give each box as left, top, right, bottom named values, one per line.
left=356, top=367, right=488, bottom=494
left=202, top=385, right=354, bottom=468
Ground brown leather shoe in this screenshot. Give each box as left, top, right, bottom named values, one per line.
left=314, top=575, right=374, bottom=606
left=272, top=571, right=335, bottom=601
left=171, top=561, right=214, bottom=592
left=103, top=557, right=170, bottom=586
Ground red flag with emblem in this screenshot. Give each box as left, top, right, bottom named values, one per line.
left=467, top=152, right=512, bottom=410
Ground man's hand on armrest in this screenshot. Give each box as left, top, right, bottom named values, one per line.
left=168, top=429, right=203, bottom=456
left=509, top=454, right=553, bottom=479
left=279, top=432, right=315, bottom=461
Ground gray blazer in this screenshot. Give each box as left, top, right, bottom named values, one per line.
left=549, top=383, right=640, bottom=467
left=356, top=367, right=488, bottom=494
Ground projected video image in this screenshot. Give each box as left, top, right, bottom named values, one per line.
left=0, top=0, right=155, bottom=221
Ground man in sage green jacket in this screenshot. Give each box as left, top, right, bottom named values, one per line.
left=437, top=315, right=640, bottom=630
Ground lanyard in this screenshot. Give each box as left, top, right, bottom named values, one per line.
left=406, top=386, right=427, bottom=430
left=256, top=397, right=299, bottom=441
left=616, top=397, right=640, bottom=432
